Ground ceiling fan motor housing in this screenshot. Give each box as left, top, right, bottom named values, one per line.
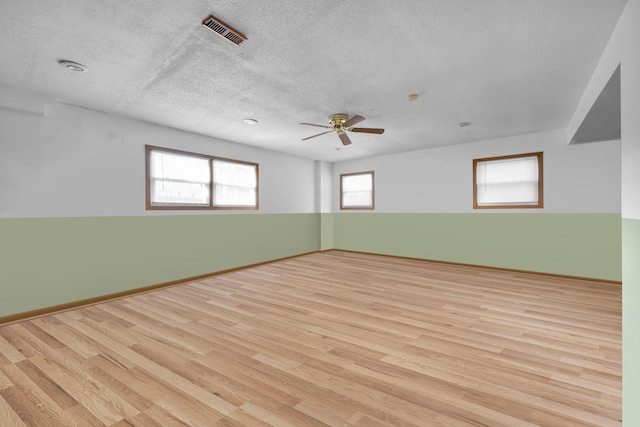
left=329, top=113, right=349, bottom=128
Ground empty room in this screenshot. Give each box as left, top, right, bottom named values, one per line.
left=1, top=1, right=639, bottom=426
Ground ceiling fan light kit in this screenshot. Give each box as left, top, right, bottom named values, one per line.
left=300, top=113, right=384, bottom=146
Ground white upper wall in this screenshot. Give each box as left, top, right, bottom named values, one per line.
left=0, top=84, right=316, bottom=218
left=314, top=161, right=333, bottom=213
left=1, top=82, right=623, bottom=218
left=620, top=0, right=640, bottom=220
left=333, top=129, right=621, bottom=213
left=567, top=0, right=640, bottom=220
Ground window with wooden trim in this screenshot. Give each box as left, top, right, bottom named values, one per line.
left=340, top=171, right=374, bottom=210
left=146, top=145, right=258, bottom=210
left=473, top=152, right=543, bottom=209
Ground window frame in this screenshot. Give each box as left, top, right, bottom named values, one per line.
left=145, top=145, right=259, bottom=211
left=340, top=171, right=375, bottom=210
left=473, top=151, right=543, bottom=209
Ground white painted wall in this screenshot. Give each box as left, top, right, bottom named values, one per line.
left=612, top=2, right=640, bottom=425
left=314, top=161, right=333, bottom=213
left=620, top=0, right=640, bottom=221
left=0, top=84, right=316, bottom=218
left=568, top=0, right=639, bottom=221
left=567, top=23, right=622, bottom=147
left=333, top=129, right=620, bottom=213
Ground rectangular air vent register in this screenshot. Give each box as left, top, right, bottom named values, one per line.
left=202, top=15, right=247, bottom=46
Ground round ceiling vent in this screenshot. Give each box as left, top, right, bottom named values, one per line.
left=58, top=60, right=88, bottom=72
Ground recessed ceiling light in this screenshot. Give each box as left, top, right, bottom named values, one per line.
left=335, top=147, right=344, bottom=151
left=458, top=121, right=472, bottom=127
left=243, top=118, right=258, bottom=125
left=407, top=93, right=419, bottom=101
left=58, top=60, right=88, bottom=72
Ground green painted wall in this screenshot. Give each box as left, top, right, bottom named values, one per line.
left=319, top=213, right=334, bottom=250
left=334, top=213, right=621, bottom=281
left=623, top=218, right=640, bottom=422
left=0, top=213, right=319, bottom=318
left=1, top=212, right=623, bottom=319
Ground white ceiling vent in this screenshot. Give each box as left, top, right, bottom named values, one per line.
left=202, top=15, right=247, bottom=46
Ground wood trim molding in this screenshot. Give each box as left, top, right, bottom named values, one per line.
left=1, top=248, right=619, bottom=326
left=0, top=251, right=316, bottom=326
left=329, top=249, right=622, bottom=285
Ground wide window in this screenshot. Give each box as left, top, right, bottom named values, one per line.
left=146, top=145, right=258, bottom=210
left=340, top=171, right=374, bottom=210
left=473, top=152, right=543, bottom=209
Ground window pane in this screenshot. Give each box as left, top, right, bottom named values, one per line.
left=213, top=159, right=257, bottom=206
left=343, top=190, right=372, bottom=207
left=150, top=150, right=210, bottom=205
left=342, top=172, right=373, bottom=208
left=476, top=155, right=540, bottom=206
left=343, top=174, right=372, bottom=192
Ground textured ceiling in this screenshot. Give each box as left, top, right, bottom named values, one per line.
left=0, top=0, right=628, bottom=162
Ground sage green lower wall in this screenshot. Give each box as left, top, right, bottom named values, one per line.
left=1, top=212, right=623, bottom=318
left=334, top=213, right=621, bottom=281
left=319, top=213, right=335, bottom=250
left=622, top=218, right=640, bottom=425
left=0, top=213, right=319, bottom=318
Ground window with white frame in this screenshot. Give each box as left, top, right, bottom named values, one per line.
left=146, top=145, right=258, bottom=210
left=473, top=152, right=543, bottom=209
left=340, top=171, right=374, bottom=210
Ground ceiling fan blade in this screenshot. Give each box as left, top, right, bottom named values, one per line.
left=339, top=132, right=352, bottom=146
left=300, top=122, right=332, bottom=129
left=302, top=130, right=334, bottom=141
left=342, top=115, right=365, bottom=128
left=349, top=127, right=385, bottom=134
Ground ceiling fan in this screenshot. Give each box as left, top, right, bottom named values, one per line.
left=300, top=113, right=385, bottom=146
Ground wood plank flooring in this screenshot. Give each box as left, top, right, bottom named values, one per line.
left=0, top=250, right=621, bottom=426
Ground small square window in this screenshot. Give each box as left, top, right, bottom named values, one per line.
left=473, top=152, right=543, bottom=209
left=341, top=171, right=374, bottom=210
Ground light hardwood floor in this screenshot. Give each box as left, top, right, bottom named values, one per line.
left=0, top=250, right=621, bottom=426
